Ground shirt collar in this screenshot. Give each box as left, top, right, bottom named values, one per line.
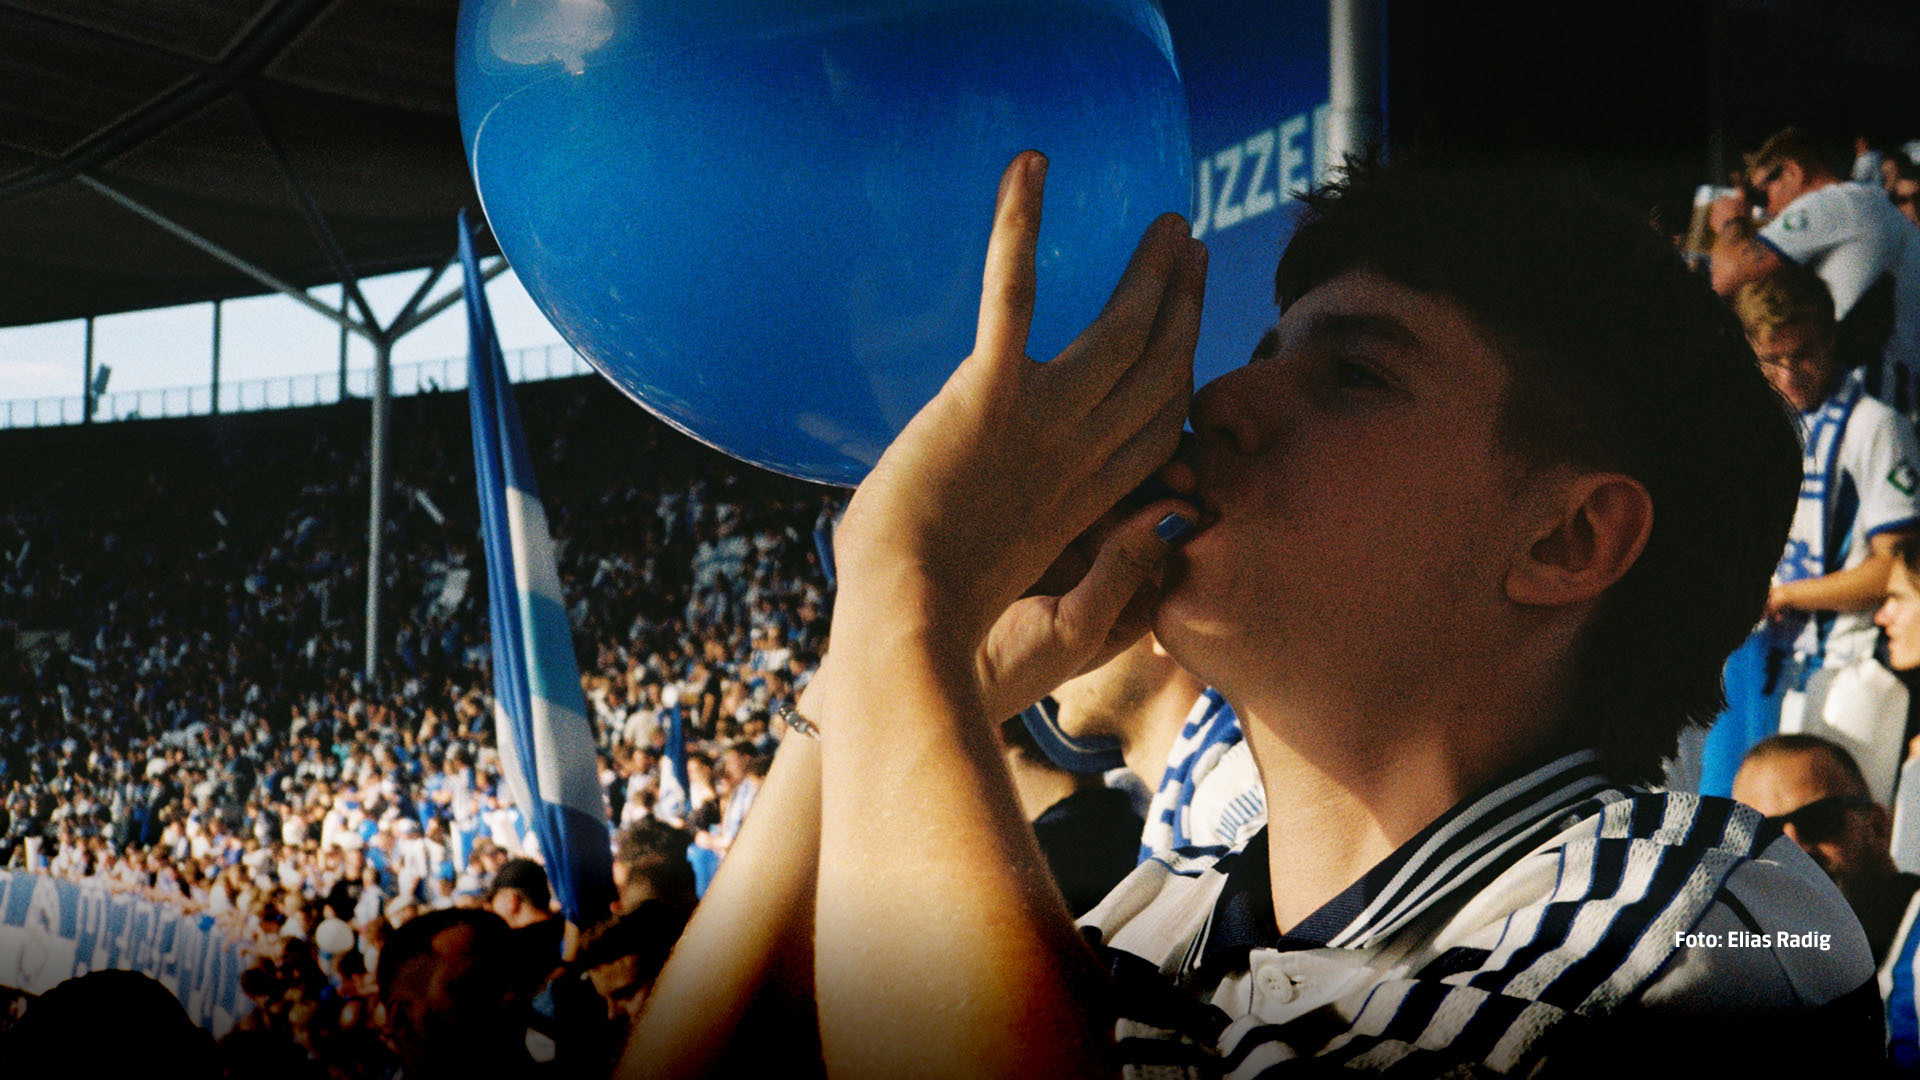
left=1196, top=749, right=1615, bottom=972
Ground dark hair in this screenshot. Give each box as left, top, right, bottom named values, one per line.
left=571, top=899, right=688, bottom=983
left=998, top=714, right=1058, bottom=769
left=486, top=856, right=551, bottom=912
left=1275, top=156, right=1801, bottom=784
left=1, top=970, right=218, bottom=1078
left=614, top=819, right=697, bottom=915
left=1741, top=733, right=1871, bottom=798
left=376, top=906, right=510, bottom=999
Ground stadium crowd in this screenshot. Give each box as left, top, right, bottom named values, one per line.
left=0, top=377, right=838, bottom=1075
left=9, top=125, right=1920, bottom=1076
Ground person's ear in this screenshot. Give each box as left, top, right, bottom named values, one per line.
left=1506, top=472, right=1653, bottom=608
left=1868, top=803, right=1894, bottom=850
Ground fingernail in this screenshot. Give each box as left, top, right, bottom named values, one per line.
left=1155, top=513, right=1194, bottom=545
left=1028, top=151, right=1048, bottom=190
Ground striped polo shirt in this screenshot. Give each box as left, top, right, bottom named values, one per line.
left=1139, top=690, right=1266, bottom=862
left=1083, top=750, right=1883, bottom=1076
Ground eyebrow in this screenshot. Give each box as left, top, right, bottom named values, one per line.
left=1299, top=312, right=1426, bottom=357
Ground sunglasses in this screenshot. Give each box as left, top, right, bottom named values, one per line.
left=1763, top=794, right=1875, bottom=844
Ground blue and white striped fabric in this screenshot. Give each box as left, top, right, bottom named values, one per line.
left=461, top=211, right=614, bottom=926
left=1138, top=689, right=1265, bottom=862
left=1083, top=749, right=1881, bottom=1075
left=1884, top=894, right=1920, bottom=1074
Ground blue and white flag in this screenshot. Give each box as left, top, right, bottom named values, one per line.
left=461, top=210, right=614, bottom=925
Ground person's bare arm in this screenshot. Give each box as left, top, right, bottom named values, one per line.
left=1767, top=531, right=1913, bottom=618
left=618, top=670, right=829, bottom=1079
left=1706, top=190, right=1784, bottom=296
left=813, top=151, right=1205, bottom=1079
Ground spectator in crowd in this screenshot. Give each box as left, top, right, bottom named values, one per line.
left=611, top=819, right=697, bottom=918
left=798, top=153, right=1879, bottom=1075
left=1879, top=537, right=1920, bottom=671
left=998, top=714, right=1142, bottom=917
left=1028, top=631, right=1263, bottom=860
left=486, top=857, right=567, bottom=999
left=1694, top=266, right=1920, bottom=796
left=713, top=745, right=765, bottom=855
left=1892, top=152, right=1920, bottom=230
left=0, top=970, right=219, bottom=1079
left=376, top=907, right=534, bottom=1080
left=1710, top=127, right=1920, bottom=413
left=1733, top=735, right=1917, bottom=962
left=572, top=899, right=689, bottom=1026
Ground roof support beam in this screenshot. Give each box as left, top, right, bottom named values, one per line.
left=76, top=173, right=374, bottom=340
left=241, top=88, right=383, bottom=334
left=0, top=0, right=339, bottom=205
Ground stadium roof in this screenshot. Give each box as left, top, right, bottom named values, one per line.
left=0, top=0, right=493, bottom=330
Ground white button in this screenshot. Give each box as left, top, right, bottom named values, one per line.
left=1256, top=965, right=1296, bottom=1003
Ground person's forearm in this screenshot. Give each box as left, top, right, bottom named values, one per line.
left=621, top=732, right=822, bottom=1079
left=1776, top=553, right=1896, bottom=615
left=1710, top=233, right=1773, bottom=296
left=814, top=641, right=1111, bottom=1080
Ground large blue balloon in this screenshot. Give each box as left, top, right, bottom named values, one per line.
left=457, top=1, right=1192, bottom=487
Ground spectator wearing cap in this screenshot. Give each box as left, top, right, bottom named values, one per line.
left=487, top=857, right=566, bottom=994
left=998, top=714, right=1142, bottom=917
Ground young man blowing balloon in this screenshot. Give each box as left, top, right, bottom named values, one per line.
left=621, top=153, right=1884, bottom=1077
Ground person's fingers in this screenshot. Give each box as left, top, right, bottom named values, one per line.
left=1086, top=387, right=1191, bottom=521
left=1086, top=237, right=1205, bottom=446
left=1049, top=499, right=1199, bottom=663
left=1046, top=213, right=1193, bottom=410
left=971, top=151, right=1047, bottom=366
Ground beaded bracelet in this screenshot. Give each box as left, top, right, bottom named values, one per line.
left=776, top=704, right=820, bottom=739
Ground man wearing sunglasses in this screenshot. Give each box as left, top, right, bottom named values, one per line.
left=1710, top=127, right=1920, bottom=416
left=1732, top=733, right=1919, bottom=964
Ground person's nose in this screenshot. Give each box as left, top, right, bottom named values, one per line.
left=1190, top=367, right=1276, bottom=458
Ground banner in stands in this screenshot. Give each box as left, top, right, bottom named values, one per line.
left=1162, top=0, right=1336, bottom=391
left=0, top=870, right=251, bottom=1036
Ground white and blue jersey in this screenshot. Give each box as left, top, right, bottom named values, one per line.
left=1084, top=749, right=1882, bottom=1076
left=1887, top=895, right=1920, bottom=1075
left=1139, top=690, right=1266, bottom=862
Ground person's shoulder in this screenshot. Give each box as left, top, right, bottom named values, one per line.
left=1414, top=789, right=1880, bottom=1072
left=1531, top=811, right=1885, bottom=1075
left=1459, top=787, right=1872, bottom=999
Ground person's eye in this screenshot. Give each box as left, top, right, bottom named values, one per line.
left=1331, top=357, right=1389, bottom=391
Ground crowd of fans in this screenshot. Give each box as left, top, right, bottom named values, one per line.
left=0, top=375, right=838, bottom=1074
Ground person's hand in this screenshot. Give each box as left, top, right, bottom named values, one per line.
left=1709, top=191, right=1751, bottom=235
left=830, top=150, right=1206, bottom=716
left=1765, top=583, right=1797, bottom=621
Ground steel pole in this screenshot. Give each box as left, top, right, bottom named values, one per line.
left=1328, top=0, right=1385, bottom=170
left=210, top=300, right=222, bottom=415
left=82, top=317, right=94, bottom=423
left=364, top=335, right=392, bottom=681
